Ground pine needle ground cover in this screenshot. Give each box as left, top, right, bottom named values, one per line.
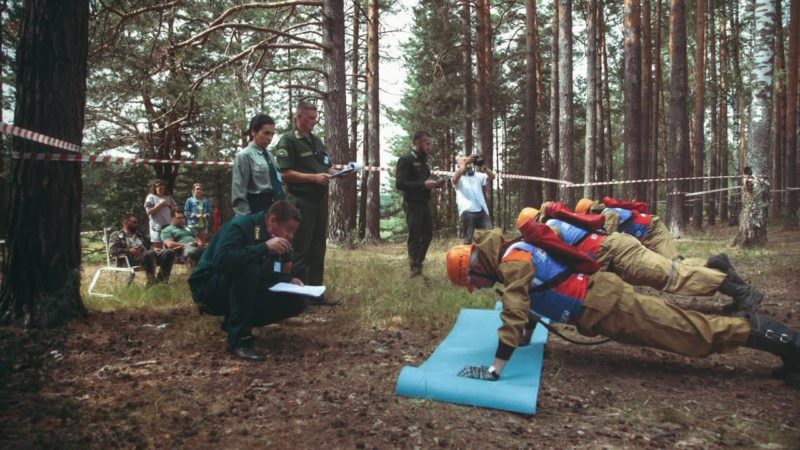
left=1, top=226, right=799, bottom=448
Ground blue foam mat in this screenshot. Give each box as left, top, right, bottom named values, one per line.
left=395, top=308, right=548, bottom=414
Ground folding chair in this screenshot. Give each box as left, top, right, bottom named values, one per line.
left=87, top=228, right=141, bottom=297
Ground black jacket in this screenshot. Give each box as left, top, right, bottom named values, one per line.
left=395, top=150, right=431, bottom=204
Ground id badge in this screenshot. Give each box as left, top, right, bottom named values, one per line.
left=273, top=261, right=282, bottom=272
left=323, top=155, right=331, bottom=165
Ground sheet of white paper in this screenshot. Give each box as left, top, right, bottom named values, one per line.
left=269, top=282, right=326, bottom=297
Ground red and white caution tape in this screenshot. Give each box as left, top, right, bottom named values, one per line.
left=11, top=151, right=234, bottom=166
left=2, top=122, right=81, bottom=152
left=0, top=122, right=776, bottom=189
left=568, top=174, right=748, bottom=188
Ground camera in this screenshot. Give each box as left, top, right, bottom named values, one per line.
left=473, top=155, right=484, bottom=167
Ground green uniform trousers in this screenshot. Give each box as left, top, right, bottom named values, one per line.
left=404, top=200, right=433, bottom=271
left=641, top=215, right=677, bottom=260
left=291, top=197, right=328, bottom=286
left=596, top=232, right=725, bottom=296
left=577, top=272, right=750, bottom=357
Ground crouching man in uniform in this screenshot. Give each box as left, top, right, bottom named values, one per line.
left=188, top=200, right=306, bottom=361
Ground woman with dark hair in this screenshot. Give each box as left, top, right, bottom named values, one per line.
left=231, top=113, right=285, bottom=216
left=143, top=179, right=177, bottom=249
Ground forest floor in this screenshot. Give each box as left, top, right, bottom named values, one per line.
left=2, top=224, right=800, bottom=449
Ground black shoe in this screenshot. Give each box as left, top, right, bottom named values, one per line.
left=706, top=253, right=733, bottom=273
left=226, top=345, right=266, bottom=362
left=717, top=274, right=764, bottom=316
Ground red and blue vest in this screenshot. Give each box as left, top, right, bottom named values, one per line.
left=503, top=241, right=588, bottom=324
left=546, top=218, right=606, bottom=260
left=607, top=207, right=651, bottom=239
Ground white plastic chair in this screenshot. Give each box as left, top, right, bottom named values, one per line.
left=87, top=228, right=141, bottom=297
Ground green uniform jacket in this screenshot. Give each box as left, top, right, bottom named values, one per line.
left=188, top=212, right=291, bottom=301
left=395, top=150, right=431, bottom=204
left=232, top=142, right=286, bottom=215
left=273, top=128, right=331, bottom=203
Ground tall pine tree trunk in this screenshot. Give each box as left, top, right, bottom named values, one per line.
left=708, top=0, right=719, bottom=225
left=364, top=0, right=380, bottom=242
left=624, top=0, right=643, bottom=200
left=719, top=9, right=731, bottom=225
left=524, top=0, right=542, bottom=206
left=772, top=0, right=785, bottom=218
left=0, top=0, right=88, bottom=326
left=641, top=0, right=652, bottom=205
left=548, top=0, right=560, bottom=200
left=462, top=0, right=474, bottom=157
left=692, top=0, right=706, bottom=229
left=666, top=0, right=688, bottom=236
left=324, top=0, right=354, bottom=243
left=583, top=0, right=597, bottom=200
left=475, top=0, right=494, bottom=214
left=558, top=0, right=575, bottom=204
left=786, top=0, right=799, bottom=222
left=651, top=0, right=663, bottom=211
left=352, top=1, right=364, bottom=239
left=735, top=0, right=775, bottom=247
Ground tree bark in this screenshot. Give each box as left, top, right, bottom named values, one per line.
left=665, top=0, right=688, bottom=236
left=708, top=0, right=718, bottom=225
left=558, top=0, right=575, bottom=205
left=641, top=0, right=652, bottom=205
left=735, top=0, right=775, bottom=247
left=602, top=8, right=614, bottom=198
left=351, top=0, right=362, bottom=239
left=785, top=0, right=799, bottom=222
left=364, top=0, right=380, bottom=242
left=691, top=0, right=706, bottom=229
left=475, top=0, right=494, bottom=213
left=323, top=0, right=354, bottom=243
left=0, top=0, right=89, bottom=326
left=462, top=0, right=474, bottom=157
left=650, top=0, right=663, bottom=211
left=548, top=0, right=560, bottom=200
left=624, top=0, right=643, bottom=200
left=720, top=8, right=732, bottom=225
left=772, top=0, right=785, bottom=218
left=524, top=0, right=542, bottom=207
left=584, top=0, right=597, bottom=200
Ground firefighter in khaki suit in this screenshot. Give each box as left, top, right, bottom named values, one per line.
left=515, top=205, right=764, bottom=315
left=575, top=197, right=676, bottom=260
left=446, top=227, right=799, bottom=387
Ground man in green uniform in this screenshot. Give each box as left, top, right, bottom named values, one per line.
left=232, top=114, right=285, bottom=215
left=188, top=201, right=305, bottom=361
left=396, top=130, right=439, bottom=277
left=445, top=229, right=799, bottom=386
left=273, top=101, right=333, bottom=287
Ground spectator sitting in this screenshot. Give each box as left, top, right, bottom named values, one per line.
left=144, top=179, right=177, bottom=250
left=110, top=214, right=175, bottom=286
left=161, top=210, right=206, bottom=267
left=184, top=182, right=211, bottom=242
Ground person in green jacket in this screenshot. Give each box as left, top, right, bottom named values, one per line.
left=273, top=101, right=334, bottom=287
left=188, top=201, right=305, bottom=362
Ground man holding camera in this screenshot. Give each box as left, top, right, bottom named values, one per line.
left=452, top=154, right=495, bottom=244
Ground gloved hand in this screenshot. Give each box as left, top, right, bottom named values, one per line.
left=457, top=365, right=500, bottom=381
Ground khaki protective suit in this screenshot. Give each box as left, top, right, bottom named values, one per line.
left=596, top=232, right=725, bottom=296
left=471, top=229, right=751, bottom=361
left=591, top=201, right=678, bottom=260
